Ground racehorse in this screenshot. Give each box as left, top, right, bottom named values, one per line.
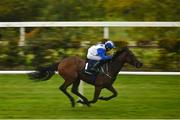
left=29, top=46, right=143, bottom=107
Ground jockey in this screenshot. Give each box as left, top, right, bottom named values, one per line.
left=86, top=40, right=115, bottom=74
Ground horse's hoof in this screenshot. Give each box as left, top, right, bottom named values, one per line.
left=77, top=100, right=87, bottom=105
left=77, top=100, right=91, bottom=107
left=77, top=100, right=84, bottom=104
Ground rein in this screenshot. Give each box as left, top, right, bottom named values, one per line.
left=100, top=62, right=112, bottom=79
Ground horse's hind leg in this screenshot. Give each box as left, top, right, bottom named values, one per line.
left=59, top=81, right=75, bottom=107
left=71, top=80, right=90, bottom=106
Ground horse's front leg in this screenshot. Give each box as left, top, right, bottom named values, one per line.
left=88, top=86, right=102, bottom=104
left=98, top=86, right=117, bottom=101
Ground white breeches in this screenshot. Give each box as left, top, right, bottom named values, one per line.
left=87, top=54, right=101, bottom=61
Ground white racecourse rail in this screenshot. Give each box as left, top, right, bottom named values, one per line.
left=0, top=71, right=180, bottom=75
left=0, top=21, right=180, bottom=27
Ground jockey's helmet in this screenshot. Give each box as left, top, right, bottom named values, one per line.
left=105, top=40, right=115, bottom=49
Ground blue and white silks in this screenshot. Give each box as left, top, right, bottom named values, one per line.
left=87, top=44, right=112, bottom=61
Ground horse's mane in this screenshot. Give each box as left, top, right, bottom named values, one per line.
left=112, top=46, right=128, bottom=59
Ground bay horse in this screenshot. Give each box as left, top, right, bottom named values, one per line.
left=29, top=46, right=143, bottom=107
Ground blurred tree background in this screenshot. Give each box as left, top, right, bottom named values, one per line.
left=0, top=0, right=179, bottom=71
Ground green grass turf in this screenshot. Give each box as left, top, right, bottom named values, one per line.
left=0, top=74, right=180, bottom=119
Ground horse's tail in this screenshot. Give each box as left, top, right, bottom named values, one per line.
left=28, top=62, right=59, bottom=81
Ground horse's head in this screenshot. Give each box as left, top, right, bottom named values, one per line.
left=113, top=46, right=143, bottom=68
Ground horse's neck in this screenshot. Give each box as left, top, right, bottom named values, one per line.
left=108, top=53, right=127, bottom=78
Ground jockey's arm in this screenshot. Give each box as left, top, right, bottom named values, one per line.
left=97, top=48, right=112, bottom=60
